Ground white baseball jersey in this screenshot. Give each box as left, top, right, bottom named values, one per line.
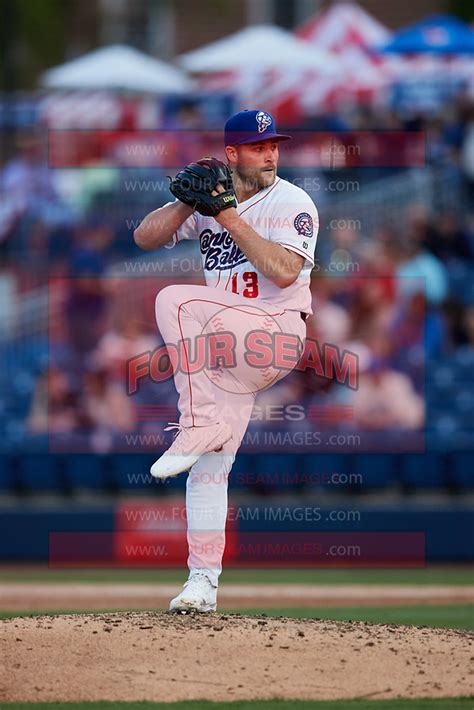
left=167, top=176, right=318, bottom=314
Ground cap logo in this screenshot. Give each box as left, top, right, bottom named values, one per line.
left=256, top=111, right=272, bottom=133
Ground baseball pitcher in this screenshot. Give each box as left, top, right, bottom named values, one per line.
left=134, top=109, right=318, bottom=612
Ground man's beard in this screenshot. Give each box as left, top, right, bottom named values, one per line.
left=235, top=166, right=276, bottom=192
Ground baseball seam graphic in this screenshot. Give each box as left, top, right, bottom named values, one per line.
left=212, top=317, right=225, bottom=331
left=260, top=316, right=278, bottom=384
left=200, top=305, right=284, bottom=395
left=210, top=368, right=224, bottom=383
left=209, top=315, right=226, bottom=383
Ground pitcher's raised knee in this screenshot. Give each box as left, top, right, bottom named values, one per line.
left=155, top=284, right=183, bottom=313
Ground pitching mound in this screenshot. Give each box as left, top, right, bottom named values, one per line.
left=1, top=612, right=471, bottom=703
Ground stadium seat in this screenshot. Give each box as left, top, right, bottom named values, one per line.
left=352, top=454, right=394, bottom=489
left=237, top=453, right=307, bottom=494
left=399, top=453, right=445, bottom=489
left=64, top=455, right=109, bottom=491
left=448, top=452, right=474, bottom=490
left=17, top=454, right=61, bottom=492
left=228, top=453, right=257, bottom=490
left=112, top=454, right=185, bottom=493
left=0, top=455, right=13, bottom=493
left=453, top=347, right=474, bottom=370
left=454, top=390, right=474, bottom=423
left=431, top=364, right=457, bottom=390
left=112, top=454, right=155, bottom=491
left=302, top=453, right=350, bottom=490
left=448, top=264, right=474, bottom=304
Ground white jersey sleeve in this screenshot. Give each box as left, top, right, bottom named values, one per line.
left=268, top=187, right=318, bottom=267
left=162, top=200, right=199, bottom=247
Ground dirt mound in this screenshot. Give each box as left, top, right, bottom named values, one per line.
left=1, top=612, right=471, bottom=703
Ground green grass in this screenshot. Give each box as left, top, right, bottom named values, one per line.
left=1, top=566, right=473, bottom=585
left=1, top=604, right=472, bottom=630
left=235, top=604, right=474, bottom=630
left=1, top=698, right=473, bottom=709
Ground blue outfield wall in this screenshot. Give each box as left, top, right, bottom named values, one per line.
left=0, top=504, right=472, bottom=563
left=2, top=451, right=474, bottom=495
left=0, top=508, right=115, bottom=562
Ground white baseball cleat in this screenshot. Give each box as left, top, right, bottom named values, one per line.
left=150, top=421, right=232, bottom=479
left=169, top=572, right=217, bottom=613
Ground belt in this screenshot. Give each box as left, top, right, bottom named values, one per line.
left=300, top=312, right=308, bottom=321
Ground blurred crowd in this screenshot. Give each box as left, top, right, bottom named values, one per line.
left=1, top=90, right=474, bottom=450
left=1, top=90, right=474, bottom=264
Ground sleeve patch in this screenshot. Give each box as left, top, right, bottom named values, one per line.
left=294, top=212, right=314, bottom=238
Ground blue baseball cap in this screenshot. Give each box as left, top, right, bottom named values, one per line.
left=224, top=109, right=291, bottom=146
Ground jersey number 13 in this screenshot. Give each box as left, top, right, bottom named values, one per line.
left=231, top=271, right=259, bottom=298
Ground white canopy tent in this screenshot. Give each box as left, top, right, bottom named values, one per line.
left=40, top=44, right=193, bottom=94
left=295, top=1, right=402, bottom=112
left=178, top=25, right=341, bottom=114
left=298, top=0, right=390, bottom=49
left=296, top=2, right=473, bottom=113
left=178, top=24, right=339, bottom=73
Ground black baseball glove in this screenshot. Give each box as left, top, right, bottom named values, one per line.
left=169, top=157, right=237, bottom=217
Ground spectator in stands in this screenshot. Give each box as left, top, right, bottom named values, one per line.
left=461, top=305, right=474, bottom=348
left=392, top=291, right=445, bottom=358
left=396, top=221, right=448, bottom=306
left=63, top=223, right=112, bottom=362
left=319, top=226, right=368, bottom=312
left=27, top=365, right=80, bottom=435
left=345, top=275, right=395, bottom=343
left=79, top=361, right=135, bottom=451
left=336, top=230, right=401, bottom=347
left=424, top=211, right=474, bottom=262
left=93, top=313, right=160, bottom=382
left=6, top=86, right=474, bottom=455
left=1, top=133, right=55, bottom=212
left=165, top=100, right=206, bottom=165
left=442, top=298, right=469, bottom=348
left=404, top=203, right=435, bottom=247
left=326, top=225, right=363, bottom=272
left=390, top=291, right=445, bottom=392
left=360, top=228, right=399, bottom=297
left=460, top=98, right=474, bottom=199
left=351, top=360, right=424, bottom=430
left=349, top=334, right=424, bottom=431
left=425, top=117, right=455, bottom=166
left=0, top=132, right=70, bottom=256
left=308, top=278, right=351, bottom=346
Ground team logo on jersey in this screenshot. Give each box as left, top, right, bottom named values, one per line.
left=294, top=212, right=313, bottom=238
left=199, top=228, right=248, bottom=271
left=256, top=111, right=272, bottom=133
